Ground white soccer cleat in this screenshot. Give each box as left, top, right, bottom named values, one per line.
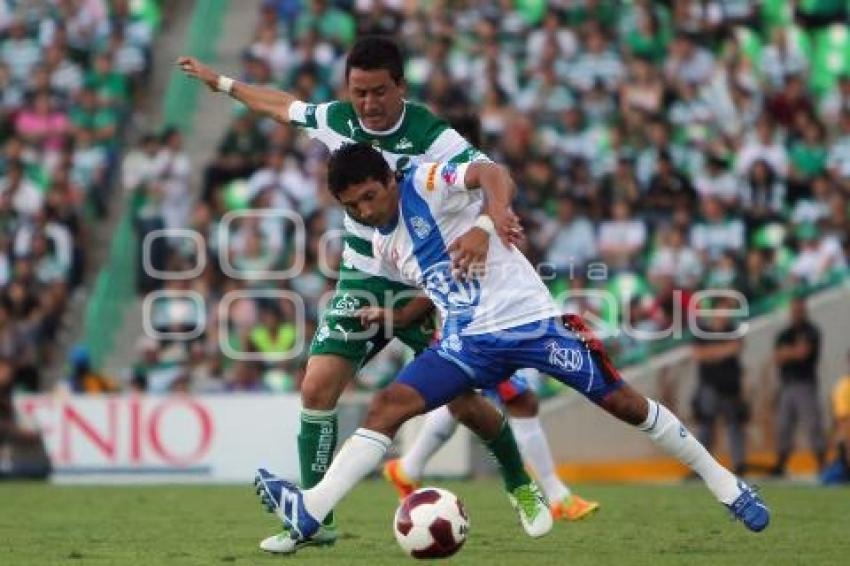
left=508, top=482, right=553, bottom=538
left=258, top=524, right=338, bottom=554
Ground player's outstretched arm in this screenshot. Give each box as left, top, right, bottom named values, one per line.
left=176, top=56, right=298, bottom=124
left=463, top=162, right=522, bottom=248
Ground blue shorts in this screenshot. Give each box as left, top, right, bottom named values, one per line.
left=396, top=315, right=623, bottom=411
left=483, top=372, right=531, bottom=405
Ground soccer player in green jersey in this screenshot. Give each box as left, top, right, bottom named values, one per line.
left=179, top=36, right=592, bottom=553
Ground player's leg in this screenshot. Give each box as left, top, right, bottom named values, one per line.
left=799, top=382, right=827, bottom=470
left=382, top=311, right=458, bottom=495
left=508, top=315, right=769, bottom=532
left=384, top=404, right=457, bottom=497
left=501, top=382, right=600, bottom=521
left=257, top=349, right=477, bottom=540
left=386, top=319, right=545, bottom=510
left=258, top=285, right=383, bottom=553
left=259, top=348, right=552, bottom=541
left=771, top=385, right=797, bottom=476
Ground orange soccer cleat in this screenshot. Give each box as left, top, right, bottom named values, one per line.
left=382, top=458, right=420, bottom=500
left=550, top=494, right=600, bottom=521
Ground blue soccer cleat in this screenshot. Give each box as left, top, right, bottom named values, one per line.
left=726, top=481, right=770, bottom=532
left=253, top=468, right=322, bottom=540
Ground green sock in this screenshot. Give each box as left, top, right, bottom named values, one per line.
left=298, top=408, right=338, bottom=526
left=484, top=420, right=532, bottom=493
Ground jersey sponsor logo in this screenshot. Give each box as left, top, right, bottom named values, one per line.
left=545, top=340, right=583, bottom=372
left=425, top=163, right=439, bottom=191
left=395, top=137, right=413, bottom=151
left=410, top=216, right=432, bottom=239
left=441, top=163, right=458, bottom=186
left=444, top=334, right=463, bottom=352
left=315, top=324, right=330, bottom=343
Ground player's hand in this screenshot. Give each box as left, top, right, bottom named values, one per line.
left=176, top=56, right=218, bottom=91
left=357, top=306, right=388, bottom=327
left=448, top=227, right=489, bottom=280
left=491, top=207, right=524, bottom=248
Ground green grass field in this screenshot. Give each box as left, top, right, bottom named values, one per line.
left=1, top=479, right=847, bottom=565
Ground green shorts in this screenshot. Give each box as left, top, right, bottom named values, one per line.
left=309, top=267, right=435, bottom=368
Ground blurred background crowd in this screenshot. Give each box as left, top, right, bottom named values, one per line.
left=0, top=0, right=847, bottom=401
left=123, top=0, right=850, bottom=397
left=0, top=0, right=160, bottom=392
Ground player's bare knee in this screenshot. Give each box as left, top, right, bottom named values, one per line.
left=449, top=393, right=503, bottom=440
left=300, top=370, right=343, bottom=410
left=506, top=391, right=538, bottom=418
left=364, top=385, right=425, bottom=437
left=600, top=385, right=649, bottom=426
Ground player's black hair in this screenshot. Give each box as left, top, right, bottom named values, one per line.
left=327, top=142, right=392, bottom=198
left=345, top=35, right=404, bottom=84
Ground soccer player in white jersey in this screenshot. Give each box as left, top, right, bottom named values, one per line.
left=179, top=36, right=590, bottom=553
left=255, top=143, right=770, bottom=548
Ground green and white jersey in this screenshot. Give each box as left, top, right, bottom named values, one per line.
left=288, top=100, right=486, bottom=276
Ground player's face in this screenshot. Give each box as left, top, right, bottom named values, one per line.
left=337, top=178, right=398, bottom=228
left=347, top=68, right=405, bottom=132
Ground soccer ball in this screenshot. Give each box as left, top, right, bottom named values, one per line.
left=393, top=487, right=469, bottom=559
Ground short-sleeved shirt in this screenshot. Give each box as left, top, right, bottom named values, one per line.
left=775, top=322, right=821, bottom=384
left=288, top=100, right=486, bottom=278
left=371, top=162, right=561, bottom=337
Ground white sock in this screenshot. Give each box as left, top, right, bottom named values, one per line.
left=510, top=416, right=570, bottom=502
left=400, top=405, right=458, bottom=480
left=303, top=428, right=391, bottom=521
left=639, top=399, right=740, bottom=504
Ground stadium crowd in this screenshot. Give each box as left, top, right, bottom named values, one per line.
left=127, top=0, right=850, bottom=397
left=0, top=0, right=159, bottom=392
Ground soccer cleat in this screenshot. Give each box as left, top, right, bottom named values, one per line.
left=726, top=481, right=770, bottom=532
left=253, top=468, right=322, bottom=540
left=550, top=494, right=600, bottom=521
left=508, top=482, right=553, bottom=538
left=259, top=523, right=338, bottom=554
left=383, top=459, right=420, bottom=500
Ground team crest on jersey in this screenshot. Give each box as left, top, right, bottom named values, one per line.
left=441, top=163, right=459, bottom=186
left=444, top=334, right=463, bottom=352
left=315, top=324, right=330, bottom=343
left=410, top=216, right=432, bottom=239
left=545, top=340, right=583, bottom=372
left=395, top=137, right=413, bottom=151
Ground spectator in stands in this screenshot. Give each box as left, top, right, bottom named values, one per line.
left=597, top=200, right=646, bottom=271
left=542, top=195, right=597, bottom=275
left=0, top=356, right=49, bottom=479
left=772, top=296, right=826, bottom=476
left=202, top=111, right=266, bottom=201
left=821, top=350, right=850, bottom=484
left=643, top=150, right=697, bottom=225
left=692, top=296, right=748, bottom=474
left=690, top=196, right=745, bottom=261
left=789, top=223, right=847, bottom=286
left=741, top=159, right=786, bottom=231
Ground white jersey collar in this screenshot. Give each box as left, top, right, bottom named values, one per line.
left=358, top=101, right=407, bottom=137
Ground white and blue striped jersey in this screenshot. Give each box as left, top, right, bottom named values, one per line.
left=372, top=162, right=561, bottom=336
